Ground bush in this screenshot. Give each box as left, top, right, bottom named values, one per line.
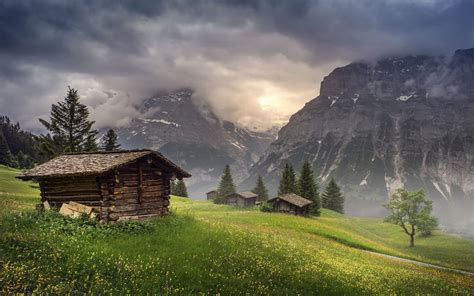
left=259, top=202, right=274, bottom=213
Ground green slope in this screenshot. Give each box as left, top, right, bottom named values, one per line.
left=173, top=198, right=474, bottom=273
left=0, top=165, right=38, bottom=216
left=1, top=165, right=473, bottom=294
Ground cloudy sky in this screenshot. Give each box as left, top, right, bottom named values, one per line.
left=0, top=0, right=473, bottom=131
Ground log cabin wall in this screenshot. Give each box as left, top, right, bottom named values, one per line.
left=39, top=176, right=102, bottom=211
left=105, top=159, right=172, bottom=222
left=18, top=150, right=190, bottom=223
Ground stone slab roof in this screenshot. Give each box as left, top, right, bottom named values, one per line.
left=268, top=193, right=313, bottom=208
left=228, top=191, right=258, bottom=199
left=17, top=149, right=191, bottom=180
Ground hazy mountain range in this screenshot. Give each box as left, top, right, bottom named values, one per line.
left=109, top=48, right=474, bottom=235
left=243, top=47, right=474, bottom=235
left=110, top=89, right=277, bottom=198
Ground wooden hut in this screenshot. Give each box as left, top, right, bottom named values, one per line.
left=226, top=191, right=257, bottom=207
left=206, top=190, right=218, bottom=200
left=268, top=193, right=313, bottom=215
left=16, top=150, right=191, bottom=222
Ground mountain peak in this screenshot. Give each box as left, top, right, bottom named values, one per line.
left=109, top=88, right=276, bottom=198
left=245, top=48, right=474, bottom=230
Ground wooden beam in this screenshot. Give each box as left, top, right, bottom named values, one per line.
left=138, top=161, right=143, bottom=203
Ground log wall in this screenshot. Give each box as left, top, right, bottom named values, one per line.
left=38, top=158, right=173, bottom=222
left=39, top=176, right=102, bottom=211
left=104, top=160, right=171, bottom=222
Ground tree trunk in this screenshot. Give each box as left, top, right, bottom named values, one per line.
left=410, top=234, right=414, bottom=247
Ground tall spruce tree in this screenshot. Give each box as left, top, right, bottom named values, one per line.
left=83, top=131, right=99, bottom=152
left=252, top=175, right=269, bottom=201
left=288, top=165, right=296, bottom=193
left=216, top=164, right=236, bottom=203
left=39, top=87, right=98, bottom=157
left=297, top=161, right=321, bottom=216
left=170, top=179, right=177, bottom=195
left=278, top=163, right=297, bottom=195
left=174, top=179, right=189, bottom=197
left=0, top=131, right=12, bottom=166
left=102, top=129, right=121, bottom=151
left=322, top=178, right=344, bottom=213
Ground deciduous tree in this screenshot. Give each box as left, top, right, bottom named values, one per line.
left=384, top=189, right=438, bottom=247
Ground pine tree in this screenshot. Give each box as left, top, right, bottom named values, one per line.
left=39, top=87, right=98, bottom=156
left=252, top=175, right=269, bottom=201
left=216, top=164, right=236, bottom=203
left=297, top=161, right=321, bottom=216
left=174, top=179, right=189, bottom=197
left=278, top=163, right=297, bottom=195
left=83, top=131, right=99, bottom=152
left=170, top=179, right=177, bottom=195
left=322, top=178, right=344, bottom=214
left=102, top=129, right=121, bottom=151
left=288, top=165, right=296, bottom=193
left=0, top=131, right=12, bottom=166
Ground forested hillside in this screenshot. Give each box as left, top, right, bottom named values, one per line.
left=0, top=116, right=40, bottom=168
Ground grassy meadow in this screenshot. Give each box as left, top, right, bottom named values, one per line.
left=0, top=165, right=39, bottom=216
left=1, top=165, right=474, bottom=294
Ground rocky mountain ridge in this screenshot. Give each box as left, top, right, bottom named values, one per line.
left=244, top=48, right=474, bottom=233
left=112, top=89, right=276, bottom=198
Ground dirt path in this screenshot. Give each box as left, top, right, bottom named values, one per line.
left=365, top=250, right=474, bottom=277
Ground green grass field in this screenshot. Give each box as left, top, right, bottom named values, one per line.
left=0, top=165, right=39, bottom=216
left=1, top=165, right=474, bottom=294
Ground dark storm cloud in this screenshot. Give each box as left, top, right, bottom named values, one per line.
left=0, top=0, right=473, bottom=130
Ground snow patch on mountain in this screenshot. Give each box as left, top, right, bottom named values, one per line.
left=139, top=118, right=180, bottom=127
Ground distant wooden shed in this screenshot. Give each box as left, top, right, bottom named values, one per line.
left=268, top=193, right=313, bottom=215
left=16, top=150, right=191, bottom=222
left=226, top=191, right=257, bottom=207
left=206, top=190, right=218, bottom=200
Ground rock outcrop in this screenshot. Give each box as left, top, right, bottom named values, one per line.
left=245, top=48, right=474, bottom=234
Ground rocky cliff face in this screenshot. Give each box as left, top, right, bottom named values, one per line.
left=245, top=48, right=474, bottom=234
left=111, top=89, right=276, bottom=198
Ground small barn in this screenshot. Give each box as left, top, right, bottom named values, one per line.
left=16, top=150, right=191, bottom=222
left=206, top=190, right=218, bottom=200
left=268, top=193, right=313, bottom=215
left=226, top=191, right=257, bottom=207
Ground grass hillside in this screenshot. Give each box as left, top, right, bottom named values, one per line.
left=0, top=165, right=38, bottom=216
left=1, top=165, right=474, bottom=294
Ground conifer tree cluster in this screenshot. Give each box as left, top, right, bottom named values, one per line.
left=102, top=129, right=121, bottom=151
left=39, top=87, right=98, bottom=157
left=321, top=178, right=344, bottom=213
left=252, top=175, right=269, bottom=201
left=0, top=116, right=39, bottom=168
left=278, top=161, right=321, bottom=216
left=215, top=164, right=236, bottom=204
left=297, top=161, right=321, bottom=216
left=173, top=179, right=189, bottom=197
left=0, top=131, right=13, bottom=166
left=278, top=163, right=296, bottom=195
